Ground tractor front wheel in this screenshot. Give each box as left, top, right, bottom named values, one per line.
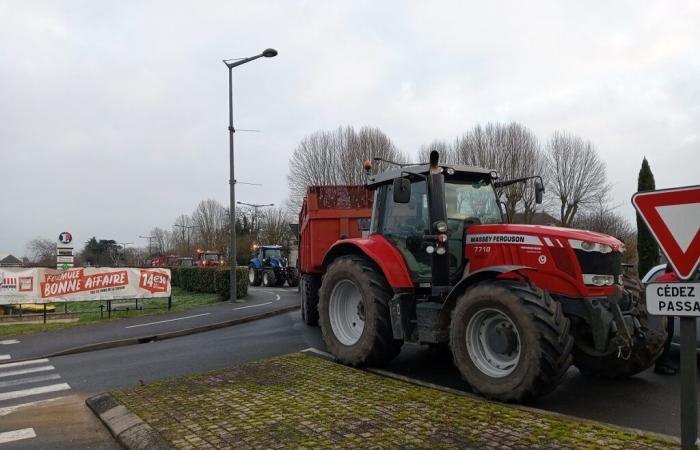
left=248, top=266, right=261, bottom=286
left=300, top=274, right=320, bottom=326
left=450, top=281, right=573, bottom=402
left=262, top=270, right=277, bottom=288
left=319, top=255, right=402, bottom=366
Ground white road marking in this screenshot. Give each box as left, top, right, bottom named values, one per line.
left=0, top=382, right=71, bottom=401
left=0, top=366, right=55, bottom=379
left=0, top=428, right=36, bottom=444
left=0, top=373, right=61, bottom=389
left=0, top=396, right=67, bottom=417
left=124, top=313, right=210, bottom=329
left=0, top=358, right=49, bottom=369
left=275, top=294, right=281, bottom=301
left=233, top=302, right=272, bottom=310
left=0, top=355, right=10, bottom=361
left=0, top=340, right=19, bottom=345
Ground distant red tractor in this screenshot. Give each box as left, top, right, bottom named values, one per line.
left=299, top=152, right=666, bottom=402
left=194, top=249, right=226, bottom=267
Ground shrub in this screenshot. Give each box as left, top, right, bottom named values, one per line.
left=171, top=266, right=248, bottom=300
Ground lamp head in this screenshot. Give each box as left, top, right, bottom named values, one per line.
left=262, top=48, right=278, bottom=58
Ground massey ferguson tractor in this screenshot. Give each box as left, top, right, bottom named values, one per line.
left=298, top=151, right=666, bottom=402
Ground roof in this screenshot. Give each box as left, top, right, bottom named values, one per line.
left=0, top=254, right=23, bottom=266
left=366, top=164, right=493, bottom=188
left=261, top=245, right=283, bottom=249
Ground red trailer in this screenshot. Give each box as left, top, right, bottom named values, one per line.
left=298, top=185, right=373, bottom=323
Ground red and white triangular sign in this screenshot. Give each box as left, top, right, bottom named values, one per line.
left=632, top=185, right=700, bottom=280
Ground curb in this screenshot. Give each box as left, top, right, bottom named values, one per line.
left=86, top=392, right=171, bottom=450
left=365, top=366, right=681, bottom=445
left=0, top=304, right=300, bottom=364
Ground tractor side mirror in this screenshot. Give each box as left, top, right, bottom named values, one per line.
left=535, top=179, right=545, bottom=205
left=393, top=178, right=411, bottom=203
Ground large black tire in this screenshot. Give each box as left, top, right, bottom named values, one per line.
left=262, top=270, right=277, bottom=288
left=248, top=266, right=261, bottom=287
left=287, top=267, right=300, bottom=288
left=572, top=274, right=667, bottom=378
left=300, top=274, right=320, bottom=326
left=450, top=281, right=573, bottom=402
left=319, top=255, right=403, bottom=366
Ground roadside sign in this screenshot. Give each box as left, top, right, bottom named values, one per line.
left=56, top=256, right=74, bottom=264
left=646, top=283, right=699, bottom=316
left=633, top=184, right=700, bottom=450
left=632, top=185, right=700, bottom=280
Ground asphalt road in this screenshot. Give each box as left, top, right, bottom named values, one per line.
left=0, top=290, right=695, bottom=447
left=0, top=286, right=298, bottom=361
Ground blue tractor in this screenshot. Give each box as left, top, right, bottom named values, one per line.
left=248, top=245, right=300, bottom=287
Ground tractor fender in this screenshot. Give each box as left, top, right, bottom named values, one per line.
left=321, top=236, right=413, bottom=289
left=443, top=265, right=534, bottom=313
left=249, top=258, right=262, bottom=269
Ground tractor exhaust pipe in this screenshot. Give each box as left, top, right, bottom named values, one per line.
left=429, top=151, right=440, bottom=174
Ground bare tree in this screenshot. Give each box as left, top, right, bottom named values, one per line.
left=25, top=238, right=56, bottom=267
left=288, top=126, right=406, bottom=211
left=191, top=199, right=228, bottom=252
left=546, top=131, right=609, bottom=226
left=150, top=227, right=173, bottom=255
left=258, top=206, right=294, bottom=250
left=448, top=122, right=545, bottom=222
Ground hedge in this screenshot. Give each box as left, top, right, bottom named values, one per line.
left=171, top=266, right=248, bottom=300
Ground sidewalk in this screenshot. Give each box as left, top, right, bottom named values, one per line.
left=101, top=352, right=678, bottom=449
left=0, top=287, right=299, bottom=362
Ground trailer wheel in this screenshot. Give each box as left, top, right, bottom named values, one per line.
left=300, top=274, right=320, bottom=326
left=248, top=266, right=261, bottom=287
left=319, top=255, right=403, bottom=366
left=262, top=270, right=277, bottom=288
left=450, top=281, right=573, bottom=402
left=572, top=274, right=667, bottom=378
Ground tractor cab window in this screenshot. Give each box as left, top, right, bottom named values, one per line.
left=445, top=181, right=502, bottom=278
left=204, top=253, right=219, bottom=261
left=382, top=180, right=431, bottom=281
left=263, top=249, right=282, bottom=259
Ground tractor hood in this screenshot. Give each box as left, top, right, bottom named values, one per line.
left=469, top=223, right=624, bottom=252
left=268, top=256, right=287, bottom=268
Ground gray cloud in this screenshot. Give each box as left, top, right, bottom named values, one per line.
left=1, top=1, right=698, bottom=255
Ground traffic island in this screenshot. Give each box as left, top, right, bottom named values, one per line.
left=102, top=352, right=678, bottom=449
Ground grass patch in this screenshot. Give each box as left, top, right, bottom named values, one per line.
left=0, top=287, right=221, bottom=337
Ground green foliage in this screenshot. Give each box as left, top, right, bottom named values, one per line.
left=171, top=267, right=248, bottom=300
left=636, top=158, right=660, bottom=278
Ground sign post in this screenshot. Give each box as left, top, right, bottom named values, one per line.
left=633, top=185, right=700, bottom=450
left=56, top=231, right=74, bottom=270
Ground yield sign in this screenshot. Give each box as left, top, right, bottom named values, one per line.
left=632, top=185, right=700, bottom=280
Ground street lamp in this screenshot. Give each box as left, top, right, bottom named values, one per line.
left=223, top=48, right=277, bottom=301
left=237, top=202, right=274, bottom=246
left=174, top=224, right=199, bottom=256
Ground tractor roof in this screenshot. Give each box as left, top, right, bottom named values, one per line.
left=366, top=164, right=493, bottom=188
left=261, top=245, right=283, bottom=249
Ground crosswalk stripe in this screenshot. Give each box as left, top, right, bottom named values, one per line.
left=0, top=396, right=67, bottom=417
left=0, top=365, right=55, bottom=379
left=0, top=428, right=36, bottom=444
left=0, top=340, right=19, bottom=345
left=0, top=355, right=10, bottom=360
left=0, top=358, right=49, bottom=369
left=0, top=373, right=61, bottom=389
left=0, top=382, right=70, bottom=401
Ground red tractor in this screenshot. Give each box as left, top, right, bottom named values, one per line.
left=194, top=249, right=225, bottom=267
left=299, top=151, right=666, bottom=402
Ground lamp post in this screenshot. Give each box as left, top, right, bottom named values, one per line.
left=174, top=224, right=199, bottom=256
left=237, top=201, right=274, bottom=246
left=223, top=48, right=277, bottom=301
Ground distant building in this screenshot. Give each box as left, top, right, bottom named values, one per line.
left=0, top=254, right=23, bottom=267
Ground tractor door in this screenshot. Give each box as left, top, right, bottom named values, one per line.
left=376, top=180, right=432, bottom=282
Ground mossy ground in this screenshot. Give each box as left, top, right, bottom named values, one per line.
left=0, top=287, right=220, bottom=336
left=112, top=352, right=678, bottom=450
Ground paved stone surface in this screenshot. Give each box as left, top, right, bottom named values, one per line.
left=111, top=353, right=678, bottom=449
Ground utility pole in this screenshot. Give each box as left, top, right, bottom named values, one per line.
left=174, top=224, right=199, bottom=256
left=223, top=47, right=277, bottom=301
left=139, top=235, right=155, bottom=260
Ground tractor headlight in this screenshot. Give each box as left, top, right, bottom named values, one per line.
left=435, top=221, right=448, bottom=233
left=580, top=241, right=595, bottom=251
left=569, top=239, right=613, bottom=253
left=426, top=245, right=435, bottom=254
left=436, top=246, right=447, bottom=255
left=583, top=274, right=615, bottom=286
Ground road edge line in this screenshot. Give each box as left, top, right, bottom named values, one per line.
left=35, top=305, right=300, bottom=360
left=86, top=392, right=171, bottom=450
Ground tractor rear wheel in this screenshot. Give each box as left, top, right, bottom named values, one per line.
left=572, top=274, right=667, bottom=378
left=300, top=274, right=320, bottom=326
left=287, top=268, right=300, bottom=288
left=450, top=281, right=573, bottom=402
left=262, top=270, right=277, bottom=288
left=319, top=255, right=402, bottom=366
left=248, top=266, right=261, bottom=286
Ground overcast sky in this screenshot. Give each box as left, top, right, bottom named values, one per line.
left=1, top=1, right=698, bottom=256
